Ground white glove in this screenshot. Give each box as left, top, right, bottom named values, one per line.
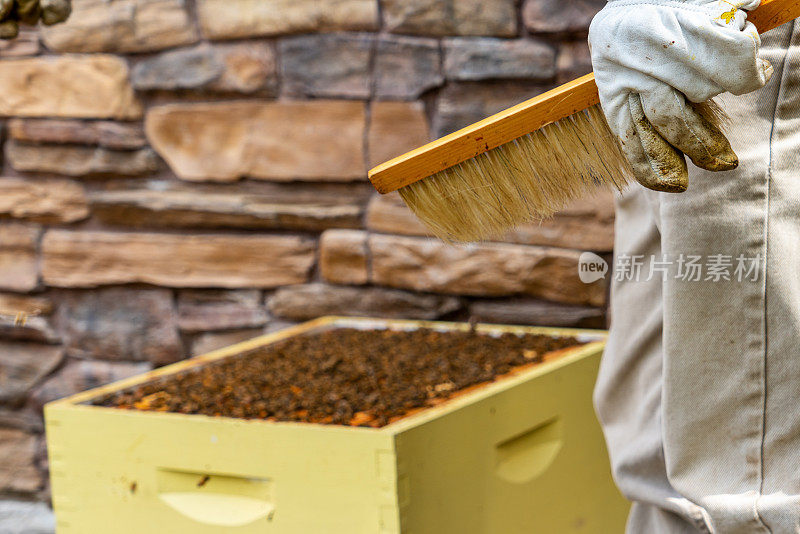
left=589, top=0, right=773, bottom=192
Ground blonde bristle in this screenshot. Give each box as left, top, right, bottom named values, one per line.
left=692, top=99, right=731, bottom=131
left=399, top=104, right=634, bottom=242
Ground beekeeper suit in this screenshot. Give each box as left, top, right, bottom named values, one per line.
left=589, top=1, right=800, bottom=532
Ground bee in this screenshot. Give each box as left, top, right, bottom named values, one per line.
left=720, top=8, right=737, bottom=24
left=14, top=311, right=28, bottom=327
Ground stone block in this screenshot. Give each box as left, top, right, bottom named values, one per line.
left=6, top=142, right=158, bottom=177
left=374, top=36, right=442, bottom=99
left=41, top=0, right=197, bottom=53
left=42, top=230, right=317, bottom=289
left=444, top=38, right=556, bottom=81
left=268, top=283, right=462, bottom=321
left=319, top=230, right=369, bottom=285
left=177, top=290, right=268, bottom=332
left=280, top=34, right=372, bottom=98
left=0, top=178, right=89, bottom=224
left=133, top=43, right=278, bottom=95
left=522, top=0, right=605, bottom=34
left=54, top=288, right=182, bottom=365
left=146, top=101, right=366, bottom=182
left=368, top=102, right=430, bottom=168
left=7, top=119, right=147, bottom=150
left=0, top=56, right=141, bottom=119
left=197, top=0, right=378, bottom=39
left=369, top=233, right=606, bottom=306
left=383, top=0, right=516, bottom=37
left=0, top=224, right=39, bottom=292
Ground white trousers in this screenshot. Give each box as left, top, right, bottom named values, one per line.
left=594, top=21, right=800, bottom=534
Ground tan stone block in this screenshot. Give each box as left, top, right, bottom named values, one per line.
left=0, top=29, right=39, bottom=57
left=0, top=342, right=63, bottom=405
left=267, top=283, right=461, bottom=321
left=434, top=82, right=551, bottom=136
left=0, top=293, right=59, bottom=344
left=42, top=230, right=316, bottom=288
left=54, top=287, right=182, bottom=365
left=0, top=178, right=89, bottom=223
left=366, top=192, right=430, bottom=236
left=366, top=191, right=615, bottom=252
left=191, top=328, right=265, bottom=356
left=320, top=230, right=368, bottom=285
left=383, top=0, right=517, bottom=37
left=375, top=36, right=443, bottom=99
left=279, top=34, right=372, bottom=99
left=368, top=102, right=430, bottom=168
left=0, top=223, right=39, bottom=292
left=6, top=142, right=158, bottom=177
left=0, top=293, right=53, bottom=316
left=557, top=40, right=593, bottom=85
left=146, top=101, right=366, bottom=182
left=91, top=179, right=374, bottom=208
left=215, top=43, right=278, bottom=94
left=0, top=55, right=142, bottom=119
left=33, top=360, right=151, bottom=406
left=197, top=0, right=378, bottom=40
left=504, top=192, right=615, bottom=252
left=7, top=119, right=146, bottom=149
left=522, top=0, right=605, bottom=34
left=90, top=188, right=363, bottom=231
left=0, top=407, right=44, bottom=433
left=41, top=0, right=197, bottom=53
left=369, top=234, right=606, bottom=306
left=0, top=429, right=41, bottom=494
left=132, top=43, right=277, bottom=95
left=177, top=290, right=267, bottom=332
left=469, top=299, right=605, bottom=329
left=443, top=38, right=556, bottom=81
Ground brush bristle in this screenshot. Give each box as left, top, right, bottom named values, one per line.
left=692, top=99, right=730, bottom=130
left=399, top=104, right=633, bottom=242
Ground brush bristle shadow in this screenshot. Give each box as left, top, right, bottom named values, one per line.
left=398, top=104, right=631, bottom=242
left=398, top=100, right=730, bottom=243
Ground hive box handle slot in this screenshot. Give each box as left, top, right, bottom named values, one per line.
left=494, top=417, right=564, bottom=484
left=156, top=468, right=275, bottom=527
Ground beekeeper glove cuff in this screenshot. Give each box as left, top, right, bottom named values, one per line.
left=589, top=0, right=772, bottom=192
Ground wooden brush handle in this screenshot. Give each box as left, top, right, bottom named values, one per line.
left=369, top=0, right=800, bottom=195
left=750, top=0, right=800, bottom=31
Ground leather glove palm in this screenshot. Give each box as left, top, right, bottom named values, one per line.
left=589, top=0, right=773, bottom=192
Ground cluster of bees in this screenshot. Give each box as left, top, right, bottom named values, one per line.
left=0, top=0, right=71, bottom=38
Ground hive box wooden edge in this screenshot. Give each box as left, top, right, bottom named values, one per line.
left=45, top=316, right=629, bottom=534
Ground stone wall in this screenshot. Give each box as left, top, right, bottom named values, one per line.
left=0, top=0, right=608, bottom=518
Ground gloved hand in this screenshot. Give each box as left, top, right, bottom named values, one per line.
left=589, top=0, right=773, bottom=192
left=0, top=0, right=71, bottom=39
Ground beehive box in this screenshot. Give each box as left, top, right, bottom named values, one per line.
left=45, top=317, right=629, bottom=533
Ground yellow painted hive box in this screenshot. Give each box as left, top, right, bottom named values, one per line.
left=44, top=317, right=629, bottom=533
